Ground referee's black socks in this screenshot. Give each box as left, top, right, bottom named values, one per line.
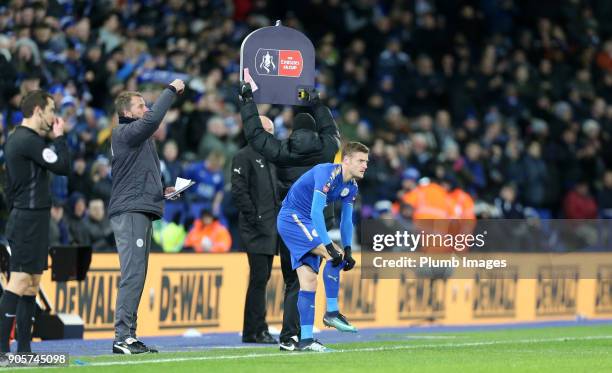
left=16, top=295, right=36, bottom=352
left=0, top=290, right=19, bottom=352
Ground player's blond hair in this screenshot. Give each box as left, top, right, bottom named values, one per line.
left=342, top=142, right=369, bottom=159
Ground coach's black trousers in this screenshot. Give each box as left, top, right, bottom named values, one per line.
left=243, top=253, right=274, bottom=338
left=279, top=240, right=300, bottom=342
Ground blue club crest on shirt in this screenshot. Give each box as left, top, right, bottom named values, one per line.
left=341, top=187, right=350, bottom=197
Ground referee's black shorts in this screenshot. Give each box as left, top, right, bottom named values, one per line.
left=5, top=208, right=50, bottom=274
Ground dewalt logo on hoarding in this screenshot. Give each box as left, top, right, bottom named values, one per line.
left=54, top=268, right=120, bottom=331
left=398, top=276, right=445, bottom=320
left=473, top=269, right=517, bottom=318
left=339, top=270, right=377, bottom=321
left=265, top=268, right=284, bottom=324
left=159, top=268, right=223, bottom=329
left=536, top=266, right=578, bottom=316
left=595, top=265, right=612, bottom=314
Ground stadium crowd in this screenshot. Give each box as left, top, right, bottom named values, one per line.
left=1, top=0, right=612, bottom=252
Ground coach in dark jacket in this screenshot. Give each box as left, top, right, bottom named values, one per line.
left=231, top=121, right=280, bottom=344
left=239, top=82, right=340, bottom=349
left=109, top=79, right=184, bottom=355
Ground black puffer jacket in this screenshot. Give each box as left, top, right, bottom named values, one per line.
left=240, top=101, right=340, bottom=199
left=231, top=145, right=280, bottom=255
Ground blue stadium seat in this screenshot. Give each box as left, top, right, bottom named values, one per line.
left=163, top=201, right=186, bottom=223
left=535, top=208, right=552, bottom=220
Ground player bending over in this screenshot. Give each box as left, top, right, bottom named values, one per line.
left=277, top=142, right=369, bottom=352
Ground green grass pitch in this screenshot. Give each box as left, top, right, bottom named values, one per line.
left=15, top=325, right=612, bottom=372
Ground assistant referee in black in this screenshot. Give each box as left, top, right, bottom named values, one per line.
left=0, top=90, right=70, bottom=353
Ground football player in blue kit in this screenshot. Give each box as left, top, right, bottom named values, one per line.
left=276, top=142, right=369, bottom=352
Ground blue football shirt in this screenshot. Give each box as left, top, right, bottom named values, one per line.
left=282, top=163, right=358, bottom=216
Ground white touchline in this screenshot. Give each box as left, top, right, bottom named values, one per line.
left=18, top=335, right=612, bottom=370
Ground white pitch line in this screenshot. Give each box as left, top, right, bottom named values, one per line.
left=66, top=335, right=612, bottom=368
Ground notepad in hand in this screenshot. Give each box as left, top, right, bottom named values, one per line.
left=164, top=177, right=195, bottom=200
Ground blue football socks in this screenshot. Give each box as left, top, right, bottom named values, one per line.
left=323, top=260, right=341, bottom=315
left=298, top=290, right=316, bottom=341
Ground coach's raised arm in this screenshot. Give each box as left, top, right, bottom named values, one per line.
left=108, top=79, right=184, bottom=355
left=113, top=80, right=185, bottom=147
